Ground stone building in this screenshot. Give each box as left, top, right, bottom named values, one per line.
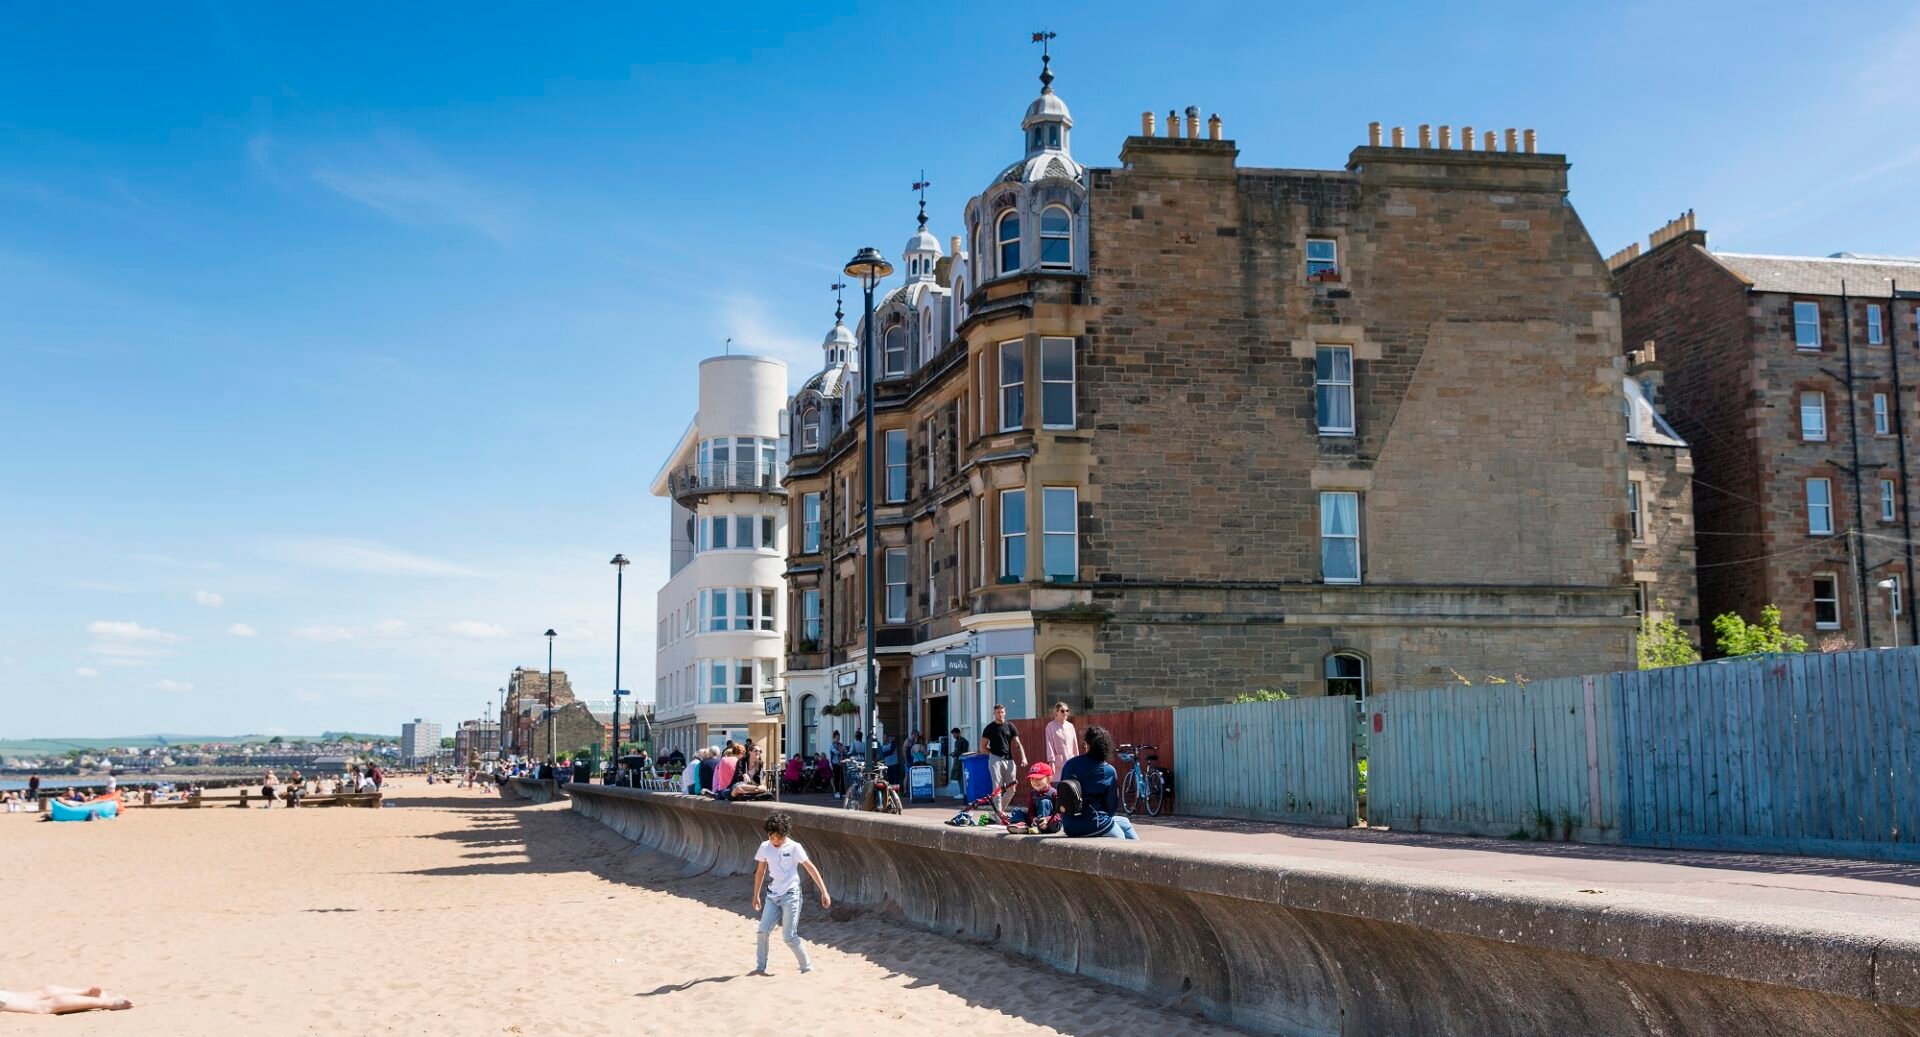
left=525, top=702, right=612, bottom=762
left=503, top=666, right=573, bottom=756
left=452, top=720, right=499, bottom=765
left=1622, top=350, right=1700, bottom=642
left=782, top=55, right=1645, bottom=750
left=1612, top=215, right=1920, bottom=650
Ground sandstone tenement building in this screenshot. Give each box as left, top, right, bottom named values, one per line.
left=779, top=54, right=1646, bottom=749
left=1613, top=215, right=1920, bottom=650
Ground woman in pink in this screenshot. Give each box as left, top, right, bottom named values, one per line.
left=710, top=746, right=741, bottom=795
left=1043, top=702, right=1079, bottom=774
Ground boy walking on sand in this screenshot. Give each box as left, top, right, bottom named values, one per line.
left=750, top=812, right=831, bottom=975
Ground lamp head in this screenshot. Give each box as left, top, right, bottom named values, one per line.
left=843, top=247, right=893, bottom=289
left=1879, top=578, right=1899, bottom=589
left=610, top=553, right=629, bottom=568
left=544, top=628, right=558, bottom=639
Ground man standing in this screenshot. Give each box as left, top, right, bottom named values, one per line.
left=26, top=773, right=39, bottom=803
left=827, top=732, right=848, bottom=799
left=946, top=727, right=969, bottom=800
left=979, top=704, right=1026, bottom=815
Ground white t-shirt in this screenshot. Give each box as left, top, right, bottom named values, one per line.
left=754, top=839, right=809, bottom=897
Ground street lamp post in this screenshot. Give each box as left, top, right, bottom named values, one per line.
left=544, top=628, right=558, bottom=765
left=844, top=246, right=893, bottom=774
left=498, top=686, right=507, bottom=760
left=1879, top=578, right=1903, bottom=648
left=610, top=554, right=630, bottom=763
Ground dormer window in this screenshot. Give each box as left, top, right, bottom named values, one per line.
left=801, top=406, right=820, bottom=451
left=997, top=211, right=1021, bottom=274
left=1040, top=206, right=1072, bottom=268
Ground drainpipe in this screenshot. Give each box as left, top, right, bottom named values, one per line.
left=1887, top=279, right=1919, bottom=645
left=1842, top=282, right=1872, bottom=648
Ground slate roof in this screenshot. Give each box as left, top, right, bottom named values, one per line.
left=1711, top=252, right=1920, bottom=297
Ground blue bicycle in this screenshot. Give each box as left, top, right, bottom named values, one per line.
left=1115, top=743, right=1166, bottom=817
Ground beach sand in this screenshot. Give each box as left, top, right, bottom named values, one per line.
left=0, top=785, right=1246, bottom=1036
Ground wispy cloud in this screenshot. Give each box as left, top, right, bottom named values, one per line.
left=444, top=620, right=510, bottom=640
left=307, top=135, right=520, bottom=244
left=75, top=667, right=100, bottom=678
left=152, top=679, right=194, bottom=692
left=257, top=537, right=482, bottom=578
left=227, top=623, right=258, bottom=637
left=194, top=590, right=224, bottom=608
left=720, top=293, right=820, bottom=385
left=291, top=625, right=354, bottom=642
left=87, top=620, right=181, bottom=644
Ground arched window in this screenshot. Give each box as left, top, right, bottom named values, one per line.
left=1326, top=653, right=1367, bottom=699
left=922, top=311, right=935, bottom=362
left=883, top=323, right=908, bottom=377
left=800, top=694, right=819, bottom=755
left=801, top=406, right=820, bottom=451
left=1040, top=205, right=1072, bottom=268
left=997, top=211, right=1020, bottom=274
left=953, top=278, right=966, bottom=324
left=1043, top=648, right=1086, bottom=713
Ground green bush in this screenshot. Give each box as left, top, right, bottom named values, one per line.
left=1234, top=688, right=1291, bottom=703
left=1712, top=604, right=1807, bottom=657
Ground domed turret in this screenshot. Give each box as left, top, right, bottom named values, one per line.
left=1021, top=43, right=1072, bottom=158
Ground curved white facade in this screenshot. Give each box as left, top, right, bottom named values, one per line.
left=650, top=355, right=790, bottom=759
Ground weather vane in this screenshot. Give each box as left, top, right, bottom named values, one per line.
left=830, top=281, right=846, bottom=322
left=912, top=171, right=931, bottom=229
left=1032, top=30, right=1056, bottom=89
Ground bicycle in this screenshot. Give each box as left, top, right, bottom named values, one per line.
left=840, top=760, right=903, bottom=814
left=1115, top=743, right=1167, bottom=817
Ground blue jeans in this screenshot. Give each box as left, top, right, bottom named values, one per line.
left=1104, top=815, right=1139, bottom=840
left=756, top=887, right=812, bottom=971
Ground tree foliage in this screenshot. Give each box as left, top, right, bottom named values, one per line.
left=1234, top=688, right=1291, bottom=703
left=1711, top=604, right=1808, bottom=657
left=1636, top=602, right=1701, bottom=669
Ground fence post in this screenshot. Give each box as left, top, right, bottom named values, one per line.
left=1582, top=674, right=1603, bottom=830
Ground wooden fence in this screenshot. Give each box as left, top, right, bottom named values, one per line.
left=1367, top=675, right=1619, bottom=841
left=1171, top=696, right=1357, bottom=826
left=1007, top=708, right=1174, bottom=813
left=1617, top=649, right=1920, bottom=860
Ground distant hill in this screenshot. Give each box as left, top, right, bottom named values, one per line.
left=0, top=732, right=398, bottom=754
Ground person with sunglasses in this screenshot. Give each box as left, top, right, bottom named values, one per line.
left=1043, top=701, right=1079, bottom=776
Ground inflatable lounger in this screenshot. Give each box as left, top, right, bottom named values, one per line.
left=49, top=797, right=120, bottom=822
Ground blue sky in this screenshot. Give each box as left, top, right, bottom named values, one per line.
left=3, top=2, right=1917, bottom=738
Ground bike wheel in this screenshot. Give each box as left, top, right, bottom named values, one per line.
left=884, top=789, right=903, bottom=814
left=1144, top=769, right=1166, bottom=817
left=841, top=783, right=860, bottom=810
left=1117, top=766, right=1139, bottom=815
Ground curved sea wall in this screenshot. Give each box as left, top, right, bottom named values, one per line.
left=566, top=786, right=1920, bottom=1037
left=502, top=778, right=563, bottom=803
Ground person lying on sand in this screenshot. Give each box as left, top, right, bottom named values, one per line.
left=0, top=985, right=134, bottom=1015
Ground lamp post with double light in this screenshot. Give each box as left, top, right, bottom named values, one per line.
left=843, top=246, right=893, bottom=772
left=544, top=628, right=558, bottom=765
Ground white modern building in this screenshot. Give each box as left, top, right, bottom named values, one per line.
left=400, top=718, right=441, bottom=764
left=650, top=354, right=790, bottom=759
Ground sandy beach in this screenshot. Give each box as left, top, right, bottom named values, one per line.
left=0, top=785, right=1245, bottom=1036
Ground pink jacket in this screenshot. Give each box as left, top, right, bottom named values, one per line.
left=1044, top=720, right=1078, bottom=766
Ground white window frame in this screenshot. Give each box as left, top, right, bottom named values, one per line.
left=999, top=488, right=1027, bottom=582
left=1868, top=304, right=1885, bottom=346
left=1040, top=337, right=1075, bottom=429
left=1883, top=479, right=1898, bottom=523
left=997, top=210, right=1020, bottom=274
left=1875, top=393, right=1891, bottom=435
left=1042, top=486, right=1078, bottom=583
left=884, top=429, right=908, bottom=503
left=1628, top=478, right=1645, bottom=541
left=1807, top=478, right=1833, bottom=535
left=800, top=589, right=821, bottom=643
left=1039, top=205, right=1072, bottom=269
left=802, top=493, right=821, bottom=553
left=998, top=340, right=1025, bottom=431
left=1306, top=237, right=1338, bottom=278
left=1794, top=301, right=1821, bottom=350
left=883, top=323, right=908, bottom=378
left=1892, top=575, right=1905, bottom=617
left=884, top=547, right=908, bottom=623
left=1316, top=345, right=1355, bottom=436
left=1320, top=491, right=1362, bottom=584
left=801, top=408, right=820, bottom=451
left=1812, top=574, right=1841, bottom=630
left=1800, top=391, right=1827, bottom=442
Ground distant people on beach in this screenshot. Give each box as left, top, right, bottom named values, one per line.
left=1060, top=726, right=1138, bottom=841
left=0, top=984, right=134, bottom=1016
left=260, top=770, right=279, bottom=808
left=749, top=811, right=830, bottom=975
left=3, top=791, right=21, bottom=813
left=25, top=774, right=40, bottom=802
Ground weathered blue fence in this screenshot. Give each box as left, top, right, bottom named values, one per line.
left=1171, top=696, right=1357, bottom=826
left=1367, top=674, right=1619, bottom=842
left=1617, top=649, right=1920, bottom=860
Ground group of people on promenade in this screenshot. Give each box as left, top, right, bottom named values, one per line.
left=975, top=702, right=1139, bottom=840
left=681, top=740, right=774, bottom=801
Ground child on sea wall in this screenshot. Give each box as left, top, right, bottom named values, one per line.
left=749, top=812, right=831, bottom=975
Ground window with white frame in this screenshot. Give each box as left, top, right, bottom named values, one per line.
left=884, top=429, right=907, bottom=503
left=1891, top=575, right=1904, bottom=617
left=1325, top=653, right=1366, bottom=698
left=1794, top=301, right=1821, bottom=349
left=1316, top=345, right=1355, bottom=435
left=1040, top=337, right=1074, bottom=429
left=1629, top=478, right=1645, bottom=541
left=975, top=655, right=1030, bottom=718
left=1868, top=304, right=1885, bottom=346
left=801, top=407, right=820, bottom=451
left=802, top=493, right=821, bottom=553
left=884, top=548, right=908, bottom=623
left=703, top=659, right=762, bottom=704
left=1876, top=393, right=1892, bottom=435
left=1812, top=574, right=1840, bottom=629
left=1320, top=491, right=1361, bottom=583
left=1000, top=488, right=1027, bottom=582
left=800, top=589, right=821, bottom=643
left=1807, top=478, right=1834, bottom=534
left=698, top=436, right=780, bottom=486
left=999, top=340, right=1025, bottom=430
left=759, top=588, right=776, bottom=631
left=1042, top=486, right=1077, bottom=582
left=1306, top=238, right=1338, bottom=278
left=698, top=588, right=778, bottom=632
left=1800, top=391, right=1827, bottom=441
left=883, top=324, right=908, bottom=378
left=997, top=211, right=1020, bottom=273
left=1883, top=479, right=1898, bottom=522
left=1039, top=206, right=1071, bottom=268
left=1634, top=584, right=1650, bottom=620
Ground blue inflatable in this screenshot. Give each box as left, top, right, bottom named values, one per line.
left=49, top=798, right=119, bottom=822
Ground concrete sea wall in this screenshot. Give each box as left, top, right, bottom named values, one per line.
left=501, top=778, right=564, bottom=803
left=564, top=786, right=1920, bottom=1037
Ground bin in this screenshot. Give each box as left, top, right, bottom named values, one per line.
left=961, top=752, right=995, bottom=805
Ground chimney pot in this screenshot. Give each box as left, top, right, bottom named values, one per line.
left=1391, top=126, right=1406, bottom=147
left=1418, top=123, right=1432, bottom=148
left=1523, top=128, right=1537, bottom=153
left=1208, top=113, right=1223, bottom=141
left=1483, top=130, right=1495, bottom=150
left=1166, top=111, right=1178, bottom=138
left=1461, top=125, right=1474, bottom=150
left=1142, top=111, right=1155, bottom=136
left=1438, top=125, right=1452, bottom=149
left=1186, top=108, right=1201, bottom=139
left=1504, top=128, right=1519, bottom=152
left=1368, top=121, right=1383, bottom=147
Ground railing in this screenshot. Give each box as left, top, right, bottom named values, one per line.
left=668, top=461, right=788, bottom=503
